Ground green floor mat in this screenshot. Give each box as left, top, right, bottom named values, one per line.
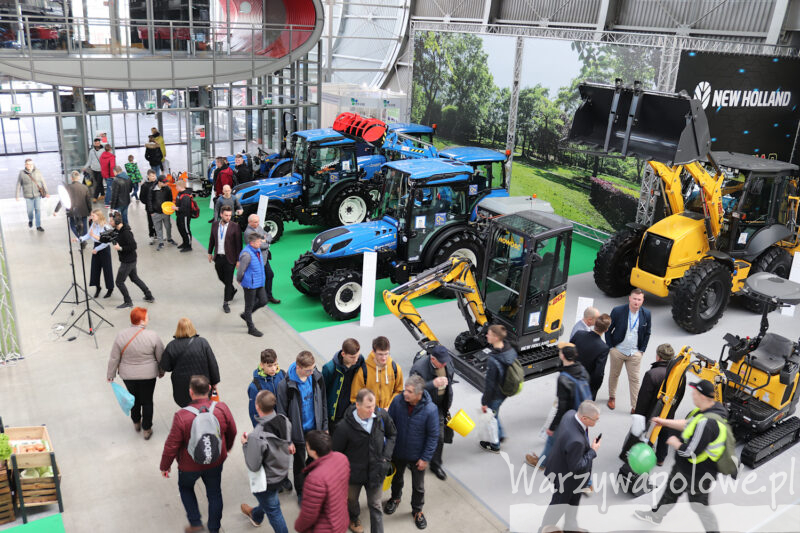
left=188, top=199, right=600, bottom=333
left=4, top=514, right=65, bottom=533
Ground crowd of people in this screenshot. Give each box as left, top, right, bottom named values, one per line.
left=30, top=132, right=732, bottom=533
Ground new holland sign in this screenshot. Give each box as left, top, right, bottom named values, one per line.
left=676, top=51, right=800, bottom=162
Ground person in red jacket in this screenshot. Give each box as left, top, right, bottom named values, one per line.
left=212, top=156, right=234, bottom=198
left=99, top=144, right=116, bottom=208
left=294, top=430, right=350, bottom=533
left=160, top=375, right=237, bottom=533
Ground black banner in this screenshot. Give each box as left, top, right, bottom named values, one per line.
left=675, top=51, right=800, bottom=163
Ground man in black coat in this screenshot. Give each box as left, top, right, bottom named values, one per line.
left=110, top=211, right=154, bottom=308
left=571, top=313, right=611, bottom=400
left=232, top=153, right=252, bottom=186
left=410, top=344, right=454, bottom=481
left=333, top=388, right=397, bottom=533
left=539, top=401, right=601, bottom=533
left=140, top=170, right=158, bottom=243
left=110, top=166, right=132, bottom=225
left=605, top=288, right=652, bottom=413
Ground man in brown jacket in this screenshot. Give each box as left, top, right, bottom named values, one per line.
left=207, top=205, right=242, bottom=313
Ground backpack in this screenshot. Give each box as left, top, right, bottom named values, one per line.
left=560, top=372, right=592, bottom=410
left=179, top=192, right=200, bottom=219
left=362, top=360, right=397, bottom=382
left=183, top=402, right=223, bottom=465
left=252, top=370, right=286, bottom=392
left=500, top=358, right=524, bottom=397
left=704, top=413, right=739, bottom=477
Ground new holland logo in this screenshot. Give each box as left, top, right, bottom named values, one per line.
left=694, top=81, right=792, bottom=110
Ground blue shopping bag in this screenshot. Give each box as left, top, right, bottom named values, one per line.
left=111, top=382, right=135, bottom=416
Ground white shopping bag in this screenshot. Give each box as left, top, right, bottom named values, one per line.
left=479, top=410, right=499, bottom=443
left=248, top=466, right=267, bottom=493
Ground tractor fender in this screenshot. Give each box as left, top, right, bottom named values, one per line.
left=421, top=223, right=480, bottom=267
left=267, top=158, right=293, bottom=178
left=742, top=224, right=793, bottom=262
left=704, top=250, right=735, bottom=271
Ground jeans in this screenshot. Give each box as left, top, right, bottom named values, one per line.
left=122, top=378, right=156, bottom=430
left=250, top=488, right=288, bottom=533
left=242, top=286, right=267, bottom=329
left=25, top=197, right=41, bottom=227
left=131, top=182, right=139, bottom=200
left=178, top=464, right=223, bottom=532
left=104, top=178, right=114, bottom=204
left=116, top=205, right=129, bottom=225
left=539, top=434, right=556, bottom=467
left=487, top=397, right=506, bottom=445
left=348, top=483, right=383, bottom=533
left=150, top=164, right=163, bottom=175
left=431, top=408, right=446, bottom=470
left=116, top=261, right=152, bottom=304
left=391, top=459, right=425, bottom=513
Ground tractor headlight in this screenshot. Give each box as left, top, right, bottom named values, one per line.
left=318, top=242, right=332, bottom=254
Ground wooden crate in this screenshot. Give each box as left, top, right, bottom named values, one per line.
left=4, top=426, right=53, bottom=472
left=0, top=463, right=14, bottom=525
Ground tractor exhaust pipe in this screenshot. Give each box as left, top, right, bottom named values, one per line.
left=567, top=79, right=712, bottom=165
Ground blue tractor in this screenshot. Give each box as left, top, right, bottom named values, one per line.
left=290, top=157, right=512, bottom=320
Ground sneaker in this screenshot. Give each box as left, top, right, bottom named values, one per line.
left=223, top=302, right=230, bottom=313
left=104, top=289, right=114, bottom=299
left=383, top=498, right=400, bottom=515
left=349, top=518, right=364, bottom=533
left=36, top=226, right=45, bottom=232
left=633, top=510, right=662, bottom=525
left=240, top=503, right=260, bottom=527
left=156, top=242, right=164, bottom=251
left=479, top=441, right=500, bottom=453
left=168, top=239, right=178, bottom=245
left=525, top=453, right=544, bottom=470
left=413, top=511, right=427, bottom=530
left=149, top=237, right=155, bottom=245
left=581, top=485, right=594, bottom=496
left=180, top=247, right=192, bottom=253
left=117, top=301, right=133, bottom=309
left=28, top=221, right=32, bottom=228
left=278, top=478, right=293, bottom=493
left=248, top=328, right=263, bottom=338
left=144, top=295, right=155, bottom=303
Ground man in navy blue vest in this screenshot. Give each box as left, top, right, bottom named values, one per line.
left=237, top=232, right=267, bottom=337
left=605, top=289, right=652, bottom=413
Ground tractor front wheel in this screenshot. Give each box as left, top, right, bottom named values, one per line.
left=291, top=252, right=320, bottom=296
left=671, top=260, right=732, bottom=334
left=321, top=269, right=363, bottom=321
left=741, top=247, right=793, bottom=313
left=263, top=210, right=284, bottom=243
left=594, top=229, right=643, bottom=297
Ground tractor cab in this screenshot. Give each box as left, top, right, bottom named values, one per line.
left=439, top=146, right=510, bottom=195
left=387, top=122, right=436, bottom=145
left=711, top=152, right=800, bottom=256
left=482, top=211, right=572, bottom=344
left=379, top=158, right=477, bottom=263
left=291, top=129, right=360, bottom=208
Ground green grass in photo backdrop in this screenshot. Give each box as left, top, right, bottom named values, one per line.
left=191, top=200, right=600, bottom=333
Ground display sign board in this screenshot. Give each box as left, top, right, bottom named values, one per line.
left=675, top=52, right=800, bottom=162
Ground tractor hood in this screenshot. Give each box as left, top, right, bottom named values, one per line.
left=311, top=217, right=397, bottom=259
left=234, top=174, right=302, bottom=204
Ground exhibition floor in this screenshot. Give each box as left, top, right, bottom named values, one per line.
left=1, top=198, right=798, bottom=532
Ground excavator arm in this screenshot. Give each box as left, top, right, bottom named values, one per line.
left=382, top=257, right=488, bottom=348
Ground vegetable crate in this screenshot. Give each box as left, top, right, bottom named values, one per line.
left=0, top=463, right=14, bottom=525
left=5, top=426, right=63, bottom=524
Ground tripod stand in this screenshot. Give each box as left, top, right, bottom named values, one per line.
left=52, top=216, right=113, bottom=347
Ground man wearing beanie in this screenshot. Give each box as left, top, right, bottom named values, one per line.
left=633, top=343, right=686, bottom=465
left=525, top=342, right=591, bottom=471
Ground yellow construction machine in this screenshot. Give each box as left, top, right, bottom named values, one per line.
left=569, top=80, right=799, bottom=333
left=383, top=209, right=573, bottom=390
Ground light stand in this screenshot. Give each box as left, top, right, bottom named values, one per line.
left=51, top=185, right=113, bottom=347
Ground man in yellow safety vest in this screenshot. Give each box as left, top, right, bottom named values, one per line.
left=634, top=379, right=726, bottom=533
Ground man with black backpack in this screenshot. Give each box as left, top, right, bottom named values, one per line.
left=174, top=180, right=198, bottom=252
left=525, top=342, right=591, bottom=472
left=160, top=375, right=237, bottom=533
left=479, top=324, right=520, bottom=453
left=635, top=379, right=730, bottom=532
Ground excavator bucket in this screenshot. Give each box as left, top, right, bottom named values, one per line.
left=567, top=80, right=712, bottom=165
left=332, top=112, right=387, bottom=144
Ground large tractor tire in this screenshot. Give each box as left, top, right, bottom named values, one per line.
left=291, top=252, right=321, bottom=296
left=741, top=247, right=793, bottom=313
left=594, top=229, right=643, bottom=297
left=263, top=210, right=284, bottom=243
left=429, top=231, right=484, bottom=298
left=320, top=269, right=363, bottom=320
left=271, top=161, right=292, bottom=178
left=325, top=185, right=371, bottom=227
left=671, top=260, right=732, bottom=334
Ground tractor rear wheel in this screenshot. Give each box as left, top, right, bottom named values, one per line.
left=321, top=269, right=363, bottom=320
left=741, top=247, right=793, bottom=313
left=326, top=185, right=371, bottom=227
left=429, top=231, right=484, bottom=298
left=594, top=229, right=643, bottom=297
left=291, top=252, right=320, bottom=296
left=671, top=260, right=732, bottom=334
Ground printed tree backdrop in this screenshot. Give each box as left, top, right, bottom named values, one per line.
left=411, top=32, right=661, bottom=232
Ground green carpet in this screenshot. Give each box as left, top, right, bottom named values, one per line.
left=5, top=514, right=64, bottom=533
left=189, top=201, right=600, bottom=333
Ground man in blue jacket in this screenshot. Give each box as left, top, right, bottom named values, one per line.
left=384, top=375, right=439, bottom=530
left=605, top=289, right=652, bottom=413
left=237, top=232, right=268, bottom=337
left=479, top=324, right=518, bottom=453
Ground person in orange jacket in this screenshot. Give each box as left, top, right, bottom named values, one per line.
left=349, top=336, right=404, bottom=410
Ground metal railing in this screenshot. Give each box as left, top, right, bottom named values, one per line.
left=0, top=14, right=317, bottom=61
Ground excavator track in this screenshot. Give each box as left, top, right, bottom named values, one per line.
left=452, top=344, right=562, bottom=392
left=740, top=417, right=800, bottom=468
